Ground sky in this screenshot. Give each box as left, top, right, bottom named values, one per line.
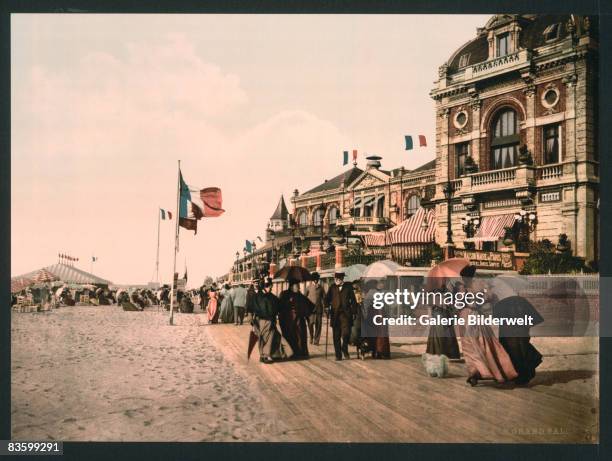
left=11, top=13, right=489, bottom=286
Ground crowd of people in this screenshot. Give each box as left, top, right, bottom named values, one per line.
left=242, top=271, right=391, bottom=363
left=12, top=263, right=544, bottom=387
left=214, top=267, right=543, bottom=388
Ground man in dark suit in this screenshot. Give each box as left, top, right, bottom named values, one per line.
left=325, top=271, right=358, bottom=360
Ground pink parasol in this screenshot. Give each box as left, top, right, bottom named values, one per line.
left=425, top=258, right=475, bottom=291
left=33, top=268, right=59, bottom=284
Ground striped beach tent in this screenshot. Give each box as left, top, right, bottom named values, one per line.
left=388, top=207, right=436, bottom=244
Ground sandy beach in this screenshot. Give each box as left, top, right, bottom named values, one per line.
left=11, top=305, right=292, bottom=441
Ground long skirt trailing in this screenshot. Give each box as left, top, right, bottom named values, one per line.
left=459, top=310, right=518, bottom=383
left=252, top=318, right=293, bottom=360
left=219, top=296, right=234, bottom=323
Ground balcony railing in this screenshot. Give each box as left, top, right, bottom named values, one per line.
left=464, top=50, right=530, bottom=81
left=337, top=216, right=387, bottom=226
left=451, top=178, right=463, bottom=192
left=537, top=164, right=563, bottom=181
left=470, top=168, right=516, bottom=187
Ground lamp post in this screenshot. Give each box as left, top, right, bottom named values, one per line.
left=319, top=203, right=327, bottom=251
left=442, top=180, right=455, bottom=259
left=513, top=209, right=537, bottom=252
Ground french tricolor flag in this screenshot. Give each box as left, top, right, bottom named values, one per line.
left=405, top=135, right=427, bottom=150
left=179, top=172, right=225, bottom=234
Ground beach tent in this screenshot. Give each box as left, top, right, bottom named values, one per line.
left=14, top=263, right=112, bottom=287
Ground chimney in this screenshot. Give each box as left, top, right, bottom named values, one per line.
left=366, top=155, right=382, bottom=170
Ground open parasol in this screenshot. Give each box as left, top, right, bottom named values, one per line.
left=273, top=265, right=313, bottom=282
left=361, top=260, right=402, bottom=279
left=342, top=264, right=367, bottom=282
left=425, top=258, right=475, bottom=290
left=11, top=278, right=34, bottom=294
left=33, top=268, right=59, bottom=284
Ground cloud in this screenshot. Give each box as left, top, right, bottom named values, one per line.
left=11, top=34, right=351, bottom=283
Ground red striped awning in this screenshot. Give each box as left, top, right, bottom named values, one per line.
left=363, top=231, right=388, bottom=247
left=472, top=214, right=516, bottom=242
left=388, top=207, right=436, bottom=244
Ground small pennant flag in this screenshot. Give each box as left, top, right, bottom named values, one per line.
left=405, top=136, right=413, bottom=150
left=343, top=150, right=349, bottom=165
left=160, top=209, right=172, bottom=220
left=352, top=149, right=358, bottom=162
left=244, top=240, right=253, bottom=253
left=419, top=135, right=427, bottom=147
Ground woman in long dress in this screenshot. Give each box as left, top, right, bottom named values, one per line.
left=206, top=289, right=220, bottom=324
left=219, top=284, right=234, bottom=323
left=458, top=279, right=518, bottom=386
left=425, top=287, right=461, bottom=359
left=248, top=280, right=293, bottom=363
left=278, top=279, right=314, bottom=359
left=363, top=279, right=391, bottom=359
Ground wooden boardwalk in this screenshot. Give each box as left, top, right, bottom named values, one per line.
left=206, top=320, right=598, bottom=443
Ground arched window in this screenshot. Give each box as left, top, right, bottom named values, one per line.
left=298, top=211, right=308, bottom=227
left=313, top=208, right=325, bottom=227
left=405, top=195, right=420, bottom=218
left=328, top=206, right=339, bottom=225
left=491, top=108, right=519, bottom=169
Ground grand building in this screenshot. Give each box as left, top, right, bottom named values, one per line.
left=230, top=14, right=598, bottom=279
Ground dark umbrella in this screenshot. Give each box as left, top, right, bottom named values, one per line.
left=274, top=265, right=313, bottom=282
left=247, top=330, right=259, bottom=361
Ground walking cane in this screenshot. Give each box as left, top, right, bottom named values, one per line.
left=324, top=307, right=330, bottom=359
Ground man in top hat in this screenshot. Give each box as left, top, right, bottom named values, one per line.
left=325, top=271, right=358, bottom=360
left=303, top=271, right=326, bottom=345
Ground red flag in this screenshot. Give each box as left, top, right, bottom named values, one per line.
left=352, top=149, right=358, bottom=162
left=200, top=187, right=225, bottom=217
left=419, top=135, right=427, bottom=147
left=168, top=211, right=172, bottom=220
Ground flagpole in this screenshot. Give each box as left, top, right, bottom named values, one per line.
left=156, top=207, right=161, bottom=284
left=169, top=160, right=181, bottom=326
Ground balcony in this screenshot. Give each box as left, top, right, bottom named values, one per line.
left=536, top=164, right=563, bottom=183
left=336, top=216, right=388, bottom=228
left=463, top=49, right=531, bottom=82
left=471, top=168, right=516, bottom=187
left=451, top=165, right=537, bottom=196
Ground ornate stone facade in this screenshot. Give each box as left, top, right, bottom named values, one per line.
left=430, top=14, right=599, bottom=263
left=232, top=14, right=599, bottom=278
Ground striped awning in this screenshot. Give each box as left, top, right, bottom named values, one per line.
left=363, top=231, right=388, bottom=247
left=472, top=214, right=516, bottom=242
left=388, top=207, right=436, bottom=244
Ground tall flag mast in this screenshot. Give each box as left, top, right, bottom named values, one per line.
left=169, top=160, right=182, bottom=325
left=168, top=161, right=225, bottom=325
